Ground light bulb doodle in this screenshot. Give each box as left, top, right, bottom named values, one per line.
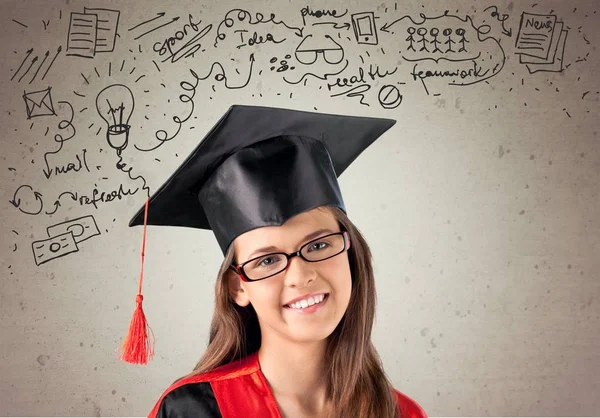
left=95, top=84, right=135, bottom=155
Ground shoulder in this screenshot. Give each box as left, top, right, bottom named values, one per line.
left=148, top=355, right=258, bottom=418
left=393, top=388, right=428, bottom=418
left=152, top=381, right=221, bottom=418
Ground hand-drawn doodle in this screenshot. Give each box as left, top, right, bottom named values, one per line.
left=152, top=14, right=212, bottom=63
left=137, top=52, right=254, bottom=153
left=95, top=84, right=135, bottom=156
left=277, top=29, right=353, bottom=86
left=330, top=84, right=371, bottom=106
left=235, top=28, right=286, bottom=49
left=66, top=8, right=120, bottom=58
left=130, top=13, right=181, bottom=41
left=312, top=21, right=351, bottom=31
left=44, top=191, right=78, bottom=216
left=300, top=6, right=348, bottom=26
left=85, top=8, right=120, bottom=52
left=28, top=50, right=50, bottom=84
left=129, top=12, right=166, bottom=33
left=71, top=59, right=149, bottom=198
left=11, top=48, right=34, bottom=81
left=14, top=51, right=39, bottom=83
left=46, top=215, right=100, bottom=244
left=9, top=185, right=44, bottom=215
left=43, top=149, right=89, bottom=179
left=326, top=63, right=398, bottom=106
left=75, top=55, right=148, bottom=139
left=381, top=11, right=505, bottom=94
left=9, top=46, right=61, bottom=84
left=42, top=101, right=77, bottom=179
left=23, top=87, right=56, bottom=119
left=12, top=230, right=19, bottom=253
left=483, top=5, right=512, bottom=37
left=12, top=19, right=28, bottom=28
left=214, top=9, right=303, bottom=48
left=351, top=12, right=378, bottom=45
left=270, top=55, right=295, bottom=72
left=515, top=13, right=556, bottom=58
left=31, top=215, right=101, bottom=265
left=32, top=231, right=79, bottom=266
left=136, top=70, right=198, bottom=152
left=378, top=85, right=403, bottom=109
left=295, top=34, right=344, bottom=65
left=195, top=56, right=258, bottom=89
left=9, top=180, right=125, bottom=219
left=44, top=183, right=141, bottom=216
left=66, top=13, right=98, bottom=58
left=515, top=12, right=568, bottom=74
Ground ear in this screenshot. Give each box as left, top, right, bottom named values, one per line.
left=227, top=268, right=251, bottom=307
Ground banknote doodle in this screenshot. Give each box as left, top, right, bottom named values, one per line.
left=31, top=215, right=101, bottom=265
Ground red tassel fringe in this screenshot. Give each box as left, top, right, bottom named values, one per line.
left=119, top=294, right=155, bottom=364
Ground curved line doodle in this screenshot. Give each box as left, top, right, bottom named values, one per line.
left=283, top=59, right=349, bottom=85
left=9, top=185, right=44, bottom=215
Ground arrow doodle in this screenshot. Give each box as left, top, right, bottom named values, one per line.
left=129, top=12, right=166, bottom=31
left=134, top=16, right=180, bottom=40
left=11, top=48, right=33, bottom=81
left=42, top=46, right=62, bottom=81
left=30, top=50, right=50, bottom=84
left=18, top=55, right=38, bottom=83
left=9, top=185, right=44, bottom=215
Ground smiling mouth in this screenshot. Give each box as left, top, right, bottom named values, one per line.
left=283, top=293, right=329, bottom=309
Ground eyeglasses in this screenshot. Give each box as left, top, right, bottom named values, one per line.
left=231, top=231, right=350, bottom=282
left=295, top=35, right=344, bottom=65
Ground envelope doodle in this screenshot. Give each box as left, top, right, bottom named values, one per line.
left=23, top=87, right=57, bottom=119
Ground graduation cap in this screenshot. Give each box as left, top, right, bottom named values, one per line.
left=119, top=104, right=396, bottom=364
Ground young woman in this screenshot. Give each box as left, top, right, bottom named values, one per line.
left=126, top=105, right=428, bottom=417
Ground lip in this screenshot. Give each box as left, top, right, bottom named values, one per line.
left=283, top=292, right=329, bottom=307
left=284, top=294, right=329, bottom=313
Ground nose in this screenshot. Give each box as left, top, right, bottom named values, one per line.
left=283, top=254, right=316, bottom=288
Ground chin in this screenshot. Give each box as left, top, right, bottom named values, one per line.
left=289, top=333, right=333, bottom=345
left=287, top=323, right=339, bottom=343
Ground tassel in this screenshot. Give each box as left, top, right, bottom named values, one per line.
left=119, top=197, right=155, bottom=364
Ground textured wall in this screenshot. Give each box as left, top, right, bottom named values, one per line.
left=1, top=0, right=598, bottom=415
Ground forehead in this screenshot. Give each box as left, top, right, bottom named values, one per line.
left=233, top=207, right=339, bottom=258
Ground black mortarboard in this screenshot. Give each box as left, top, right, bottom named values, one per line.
left=128, top=105, right=395, bottom=254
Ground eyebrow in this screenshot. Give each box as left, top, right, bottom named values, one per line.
left=246, top=228, right=336, bottom=260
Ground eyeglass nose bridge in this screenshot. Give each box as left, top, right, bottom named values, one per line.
left=281, top=249, right=309, bottom=272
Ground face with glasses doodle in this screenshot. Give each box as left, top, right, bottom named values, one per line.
left=227, top=206, right=353, bottom=346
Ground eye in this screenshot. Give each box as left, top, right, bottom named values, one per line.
left=260, top=256, right=275, bottom=266
left=308, top=241, right=330, bottom=252
left=255, top=254, right=282, bottom=268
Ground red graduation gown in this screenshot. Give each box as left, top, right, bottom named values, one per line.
left=149, top=351, right=427, bottom=418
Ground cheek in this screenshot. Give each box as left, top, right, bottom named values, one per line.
left=247, top=283, right=282, bottom=313
left=325, top=256, right=353, bottom=290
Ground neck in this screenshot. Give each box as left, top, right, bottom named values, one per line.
left=258, top=334, right=329, bottom=403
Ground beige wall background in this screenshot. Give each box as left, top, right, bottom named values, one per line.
left=1, top=0, right=598, bottom=415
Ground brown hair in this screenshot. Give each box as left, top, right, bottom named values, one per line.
left=176, top=206, right=400, bottom=417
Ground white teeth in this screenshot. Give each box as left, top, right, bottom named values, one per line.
left=288, top=294, right=325, bottom=309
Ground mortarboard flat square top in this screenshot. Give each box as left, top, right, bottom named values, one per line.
left=129, top=105, right=396, bottom=254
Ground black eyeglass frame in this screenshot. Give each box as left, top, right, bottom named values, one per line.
left=230, top=231, right=350, bottom=282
